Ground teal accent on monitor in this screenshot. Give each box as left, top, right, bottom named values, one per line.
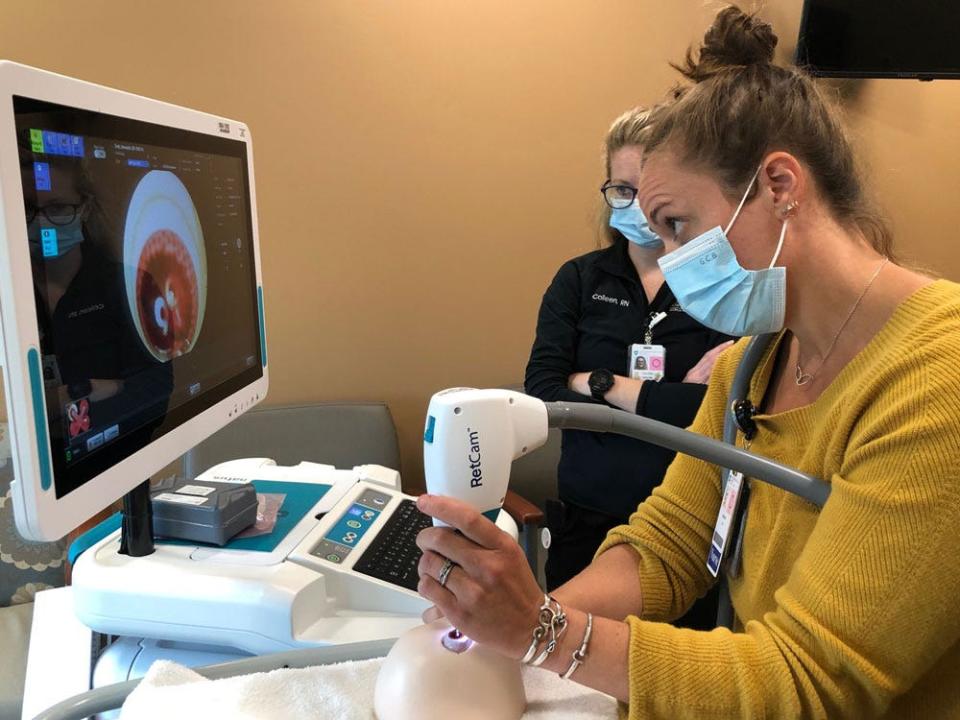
left=26, top=347, right=52, bottom=491
left=258, top=285, right=267, bottom=367
left=423, top=415, right=436, bottom=443
left=482, top=508, right=500, bottom=523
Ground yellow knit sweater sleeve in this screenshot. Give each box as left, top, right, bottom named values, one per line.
left=597, top=283, right=960, bottom=718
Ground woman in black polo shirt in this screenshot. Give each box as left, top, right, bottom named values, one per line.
left=524, top=108, right=732, bottom=627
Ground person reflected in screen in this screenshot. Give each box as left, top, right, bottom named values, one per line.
left=20, top=145, right=173, bottom=456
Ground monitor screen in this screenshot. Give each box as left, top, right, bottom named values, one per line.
left=14, top=96, right=263, bottom=499
left=796, top=0, right=960, bottom=79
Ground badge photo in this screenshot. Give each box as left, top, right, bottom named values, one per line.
left=629, top=343, right=666, bottom=381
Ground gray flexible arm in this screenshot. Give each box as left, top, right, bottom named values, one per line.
left=31, top=640, right=395, bottom=720
left=722, top=334, right=777, bottom=468
left=545, top=400, right=830, bottom=508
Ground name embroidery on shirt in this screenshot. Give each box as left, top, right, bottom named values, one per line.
left=592, top=293, right=629, bottom=307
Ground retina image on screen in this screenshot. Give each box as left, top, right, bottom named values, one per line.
left=15, top=97, right=262, bottom=499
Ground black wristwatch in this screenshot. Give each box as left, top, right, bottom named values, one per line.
left=587, top=368, right=615, bottom=401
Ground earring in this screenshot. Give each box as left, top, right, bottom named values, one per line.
left=779, top=200, right=799, bottom=219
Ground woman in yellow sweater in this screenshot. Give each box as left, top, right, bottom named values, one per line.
left=415, top=7, right=960, bottom=718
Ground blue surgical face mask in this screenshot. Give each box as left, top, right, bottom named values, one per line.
left=27, top=215, right=85, bottom=259
left=609, top=199, right=663, bottom=248
left=657, top=166, right=787, bottom=336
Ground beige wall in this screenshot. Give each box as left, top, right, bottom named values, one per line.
left=1, top=2, right=957, bottom=488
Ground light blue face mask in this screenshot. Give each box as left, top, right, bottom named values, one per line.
left=609, top=199, right=663, bottom=248
left=27, top=216, right=85, bottom=259
left=657, top=166, right=787, bottom=336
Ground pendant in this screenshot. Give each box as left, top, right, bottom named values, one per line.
left=795, top=364, right=813, bottom=386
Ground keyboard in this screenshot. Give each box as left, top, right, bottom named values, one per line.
left=352, top=499, right=433, bottom=591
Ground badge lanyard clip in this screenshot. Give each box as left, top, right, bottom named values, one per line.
left=644, top=311, right=667, bottom=344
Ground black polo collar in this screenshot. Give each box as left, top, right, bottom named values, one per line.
left=594, top=239, right=680, bottom=312
left=594, top=238, right=641, bottom=284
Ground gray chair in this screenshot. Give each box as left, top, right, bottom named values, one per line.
left=182, top=402, right=402, bottom=478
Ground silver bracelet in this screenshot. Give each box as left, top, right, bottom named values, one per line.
left=531, top=603, right=567, bottom=666
left=521, top=623, right=547, bottom=664
left=560, top=612, right=593, bottom=680
left=522, top=594, right=563, bottom=665
left=521, top=594, right=552, bottom=664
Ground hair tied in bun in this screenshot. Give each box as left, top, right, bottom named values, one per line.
left=672, top=5, right=778, bottom=83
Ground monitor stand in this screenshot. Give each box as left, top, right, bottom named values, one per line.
left=119, top=480, right=155, bottom=557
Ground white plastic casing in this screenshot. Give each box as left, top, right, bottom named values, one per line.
left=422, top=388, right=548, bottom=526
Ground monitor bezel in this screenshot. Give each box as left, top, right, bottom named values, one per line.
left=0, top=61, right=269, bottom=541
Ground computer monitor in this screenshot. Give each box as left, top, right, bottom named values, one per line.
left=796, top=0, right=960, bottom=80
left=0, top=61, right=268, bottom=542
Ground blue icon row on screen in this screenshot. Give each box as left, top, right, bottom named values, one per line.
left=40, top=228, right=58, bottom=257
left=34, top=162, right=51, bottom=191
left=40, top=130, right=85, bottom=157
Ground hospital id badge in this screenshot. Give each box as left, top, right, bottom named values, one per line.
left=707, top=470, right=744, bottom=577
left=629, top=344, right=666, bottom=381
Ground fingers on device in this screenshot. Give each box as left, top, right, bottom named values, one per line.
left=422, top=388, right=548, bottom=525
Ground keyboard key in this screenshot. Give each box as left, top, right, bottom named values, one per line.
left=352, top=499, right=433, bottom=591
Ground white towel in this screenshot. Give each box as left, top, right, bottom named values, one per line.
left=120, top=657, right=617, bottom=719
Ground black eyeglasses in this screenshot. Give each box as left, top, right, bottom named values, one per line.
left=600, top=182, right=638, bottom=209
left=25, top=202, right=85, bottom=226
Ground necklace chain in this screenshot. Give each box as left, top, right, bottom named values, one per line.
left=795, top=258, right=889, bottom=386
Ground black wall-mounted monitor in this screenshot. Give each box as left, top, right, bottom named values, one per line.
left=795, top=0, right=960, bottom=80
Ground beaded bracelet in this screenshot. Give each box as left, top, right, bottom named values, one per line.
left=560, top=612, right=593, bottom=680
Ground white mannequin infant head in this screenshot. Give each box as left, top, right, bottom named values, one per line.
left=374, top=620, right=526, bottom=720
